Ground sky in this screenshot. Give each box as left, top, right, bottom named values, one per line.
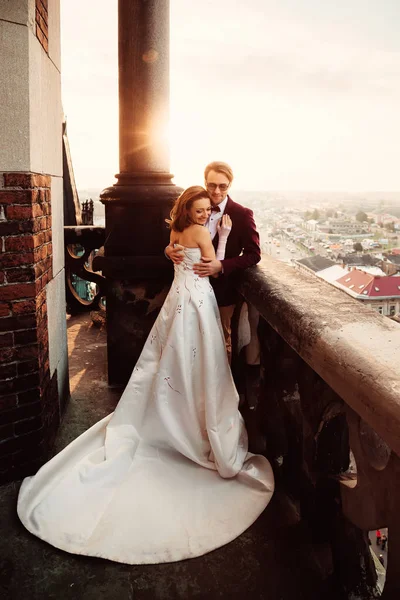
left=60, top=0, right=400, bottom=192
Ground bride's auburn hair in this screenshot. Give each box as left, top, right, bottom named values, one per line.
left=166, top=186, right=211, bottom=232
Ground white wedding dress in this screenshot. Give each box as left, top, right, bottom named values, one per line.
left=17, top=248, right=274, bottom=565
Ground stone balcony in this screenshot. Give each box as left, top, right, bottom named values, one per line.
left=1, top=227, right=399, bottom=598
left=63, top=226, right=399, bottom=598
left=0, top=311, right=341, bottom=599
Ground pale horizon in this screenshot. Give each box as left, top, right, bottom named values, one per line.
left=61, top=1, right=400, bottom=195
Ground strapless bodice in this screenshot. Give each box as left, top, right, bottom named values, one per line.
left=173, top=247, right=202, bottom=275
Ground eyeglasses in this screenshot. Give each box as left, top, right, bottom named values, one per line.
left=206, top=183, right=229, bottom=192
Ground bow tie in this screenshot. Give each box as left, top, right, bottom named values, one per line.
left=211, top=205, right=221, bottom=213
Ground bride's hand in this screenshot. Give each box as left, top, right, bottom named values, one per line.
left=217, top=215, right=232, bottom=237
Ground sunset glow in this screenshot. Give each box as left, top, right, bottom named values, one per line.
left=61, top=0, right=400, bottom=192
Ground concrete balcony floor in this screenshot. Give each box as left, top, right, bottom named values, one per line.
left=0, top=313, right=339, bottom=600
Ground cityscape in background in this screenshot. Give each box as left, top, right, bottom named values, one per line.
left=79, top=187, right=400, bottom=324
left=80, top=188, right=400, bottom=227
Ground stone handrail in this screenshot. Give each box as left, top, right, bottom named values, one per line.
left=240, top=256, right=400, bottom=455
left=235, top=255, right=400, bottom=599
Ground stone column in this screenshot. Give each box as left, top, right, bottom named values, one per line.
left=99, top=0, right=180, bottom=385
left=118, top=0, right=170, bottom=181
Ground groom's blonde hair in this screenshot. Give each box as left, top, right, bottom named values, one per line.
left=204, top=161, right=234, bottom=184
left=166, top=186, right=211, bottom=232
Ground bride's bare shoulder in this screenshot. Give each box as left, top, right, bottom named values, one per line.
left=180, top=224, right=209, bottom=245
left=192, top=225, right=210, bottom=239
left=186, top=225, right=210, bottom=247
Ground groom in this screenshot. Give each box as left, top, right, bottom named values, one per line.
left=166, top=161, right=261, bottom=361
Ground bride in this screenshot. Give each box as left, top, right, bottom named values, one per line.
left=17, top=186, right=274, bottom=565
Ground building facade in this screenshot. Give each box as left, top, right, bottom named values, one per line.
left=0, top=0, right=69, bottom=482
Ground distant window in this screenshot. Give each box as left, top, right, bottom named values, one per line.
left=362, top=290, right=368, bottom=295
left=358, top=285, right=365, bottom=289
left=345, top=277, right=351, bottom=282
left=349, top=285, right=354, bottom=289
left=375, top=287, right=380, bottom=292
left=390, top=305, right=396, bottom=316
left=378, top=306, right=383, bottom=314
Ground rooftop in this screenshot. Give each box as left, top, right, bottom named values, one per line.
left=0, top=313, right=339, bottom=600
left=383, top=253, right=400, bottom=265
left=336, top=270, right=400, bottom=299
left=340, top=254, right=381, bottom=267
left=296, top=255, right=336, bottom=272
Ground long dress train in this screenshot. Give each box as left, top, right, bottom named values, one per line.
left=17, top=248, right=274, bottom=564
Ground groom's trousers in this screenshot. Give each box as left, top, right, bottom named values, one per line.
left=219, top=304, right=235, bottom=364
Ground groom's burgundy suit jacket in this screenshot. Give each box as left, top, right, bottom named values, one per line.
left=211, top=196, right=261, bottom=307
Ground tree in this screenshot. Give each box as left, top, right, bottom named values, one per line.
left=385, top=222, right=395, bottom=232
left=312, top=209, right=320, bottom=220
left=356, top=210, right=368, bottom=222
left=353, top=242, right=363, bottom=252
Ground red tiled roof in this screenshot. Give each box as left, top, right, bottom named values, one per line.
left=336, top=270, right=373, bottom=296
left=367, top=276, right=400, bottom=297
left=336, top=270, right=400, bottom=298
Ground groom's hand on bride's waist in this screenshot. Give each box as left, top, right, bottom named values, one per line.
left=165, top=244, right=184, bottom=264
left=193, top=258, right=222, bottom=278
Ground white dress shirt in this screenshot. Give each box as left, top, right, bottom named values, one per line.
left=207, top=196, right=228, bottom=240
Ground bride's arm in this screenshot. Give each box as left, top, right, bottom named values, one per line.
left=192, top=226, right=223, bottom=278
left=193, top=226, right=215, bottom=260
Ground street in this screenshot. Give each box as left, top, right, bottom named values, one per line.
left=261, top=234, right=310, bottom=263
left=369, top=528, right=388, bottom=568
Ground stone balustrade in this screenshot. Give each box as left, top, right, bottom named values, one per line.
left=64, top=226, right=106, bottom=314
left=233, top=255, right=400, bottom=599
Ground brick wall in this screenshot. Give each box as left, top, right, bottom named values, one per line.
left=36, top=0, right=49, bottom=54
left=0, top=172, right=60, bottom=483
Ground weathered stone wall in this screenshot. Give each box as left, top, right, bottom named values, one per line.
left=236, top=317, right=378, bottom=598
left=0, top=0, right=67, bottom=483
left=0, top=173, right=61, bottom=482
